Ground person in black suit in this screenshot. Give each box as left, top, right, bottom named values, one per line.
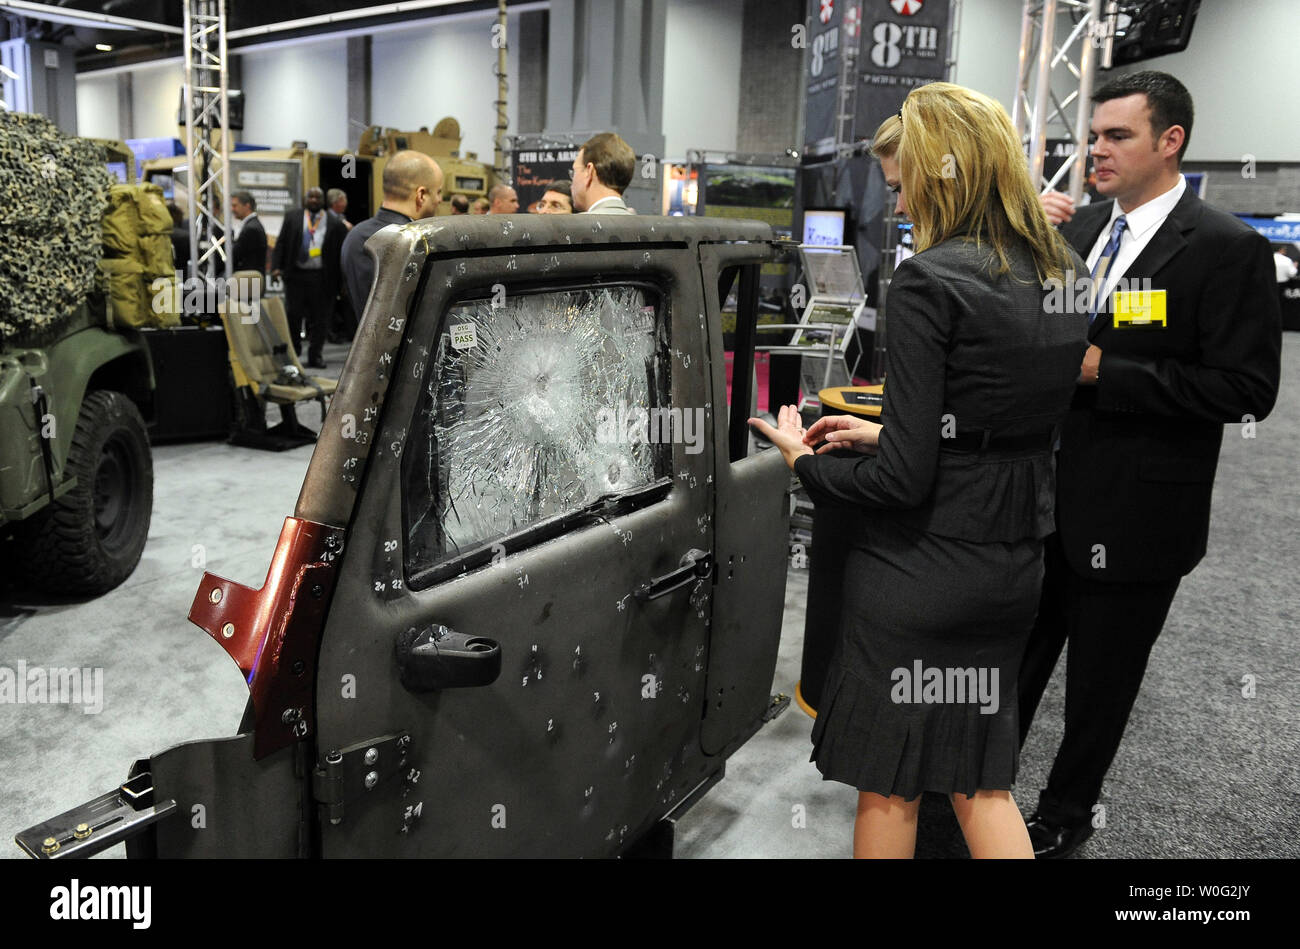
left=230, top=191, right=266, bottom=275
left=342, top=151, right=443, bottom=321
left=1017, top=71, right=1283, bottom=859
left=166, top=203, right=191, bottom=281
left=271, top=187, right=345, bottom=368
left=752, top=83, right=1088, bottom=858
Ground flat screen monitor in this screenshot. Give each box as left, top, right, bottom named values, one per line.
left=803, top=208, right=845, bottom=247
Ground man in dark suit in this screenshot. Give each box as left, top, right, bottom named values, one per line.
left=230, top=191, right=266, bottom=274
left=1018, top=71, right=1282, bottom=858
left=271, top=187, right=345, bottom=368
left=341, top=151, right=443, bottom=321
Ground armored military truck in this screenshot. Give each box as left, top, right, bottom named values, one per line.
left=0, top=305, right=154, bottom=596
left=0, top=121, right=155, bottom=597
left=17, top=214, right=794, bottom=858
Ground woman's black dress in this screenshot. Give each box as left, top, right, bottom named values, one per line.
left=793, top=237, right=1088, bottom=800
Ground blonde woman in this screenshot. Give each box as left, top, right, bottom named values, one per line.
left=752, top=83, right=1088, bottom=858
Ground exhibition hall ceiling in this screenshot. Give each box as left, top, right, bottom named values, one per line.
left=6, top=0, right=514, bottom=67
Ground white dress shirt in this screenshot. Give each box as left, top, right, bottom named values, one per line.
left=1275, top=251, right=1298, bottom=283
left=1086, top=174, right=1186, bottom=301
left=233, top=210, right=256, bottom=239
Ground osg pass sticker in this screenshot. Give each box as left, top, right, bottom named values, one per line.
left=1113, top=289, right=1167, bottom=327
left=450, top=323, right=478, bottom=350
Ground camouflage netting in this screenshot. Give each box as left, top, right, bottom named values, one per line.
left=0, top=111, right=114, bottom=343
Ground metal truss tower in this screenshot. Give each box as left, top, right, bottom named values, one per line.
left=1011, top=0, right=1115, bottom=202
left=183, top=0, right=232, bottom=290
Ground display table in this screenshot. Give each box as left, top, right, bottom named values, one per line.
left=796, top=385, right=883, bottom=719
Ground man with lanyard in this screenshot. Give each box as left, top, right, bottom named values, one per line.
left=272, top=187, right=345, bottom=368
left=341, top=151, right=444, bottom=322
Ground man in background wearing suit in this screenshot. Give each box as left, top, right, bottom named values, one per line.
left=271, top=187, right=345, bottom=368
left=570, top=132, right=636, bottom=215
left=1018, top=71, right=1282, bottom=858
left=230, top=191, right=266, bottom=274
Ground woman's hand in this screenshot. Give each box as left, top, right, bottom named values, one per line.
left=803, top=414, right=882, bottom=454
left=748, top=405, right=813, bottom=470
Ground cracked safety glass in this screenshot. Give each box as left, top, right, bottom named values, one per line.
left=403, top=284, right=671, bottom=583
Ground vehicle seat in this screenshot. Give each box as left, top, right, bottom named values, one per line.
left=219, top=271, right=336, bottom=450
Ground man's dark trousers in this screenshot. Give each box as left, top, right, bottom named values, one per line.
left=1018, top=532, right=1181, bottom=826
left=1015, top=184, right=1281, bottom=834
left=284, top=270, right=330, bottom=361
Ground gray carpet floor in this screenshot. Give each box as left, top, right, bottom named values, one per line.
left=2, top=335, right=1297, bottom=859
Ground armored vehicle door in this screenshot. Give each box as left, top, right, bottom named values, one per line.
left=697, top=245, right=794, bottom=756
left=302, top=218, right=773, bottom=857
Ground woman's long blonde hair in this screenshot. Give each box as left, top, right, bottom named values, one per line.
left=872, top=82, right=1070, bottom=284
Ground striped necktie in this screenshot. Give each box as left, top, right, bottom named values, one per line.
left=1089, top=215, right=1127, bottom=322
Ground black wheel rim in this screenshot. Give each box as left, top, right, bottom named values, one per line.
left=93, top=434, right=137, bottom=552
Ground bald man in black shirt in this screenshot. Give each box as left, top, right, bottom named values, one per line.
left=341, top=150, right=444, bottom=322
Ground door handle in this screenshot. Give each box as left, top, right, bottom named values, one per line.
left=396, top=624, right=502, bottom=693
left=635, top=549, right=713, bottom=601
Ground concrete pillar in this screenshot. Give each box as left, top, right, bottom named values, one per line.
left=346, top=35, right=372, bottom=153
left=117, top=71, right=134, bottom=143
left=516, top=9, right=549, bottom=134
left=545, top=0, right=666, bottom=212
left=737, top=0, right=804, bottom=154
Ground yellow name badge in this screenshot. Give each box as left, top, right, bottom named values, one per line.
left=1112, top=289, right=1167, bottom=327
left=308, top=246, right=322, bottom=258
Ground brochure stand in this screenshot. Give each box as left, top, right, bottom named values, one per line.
left=755, top=245, right=867, bottom=410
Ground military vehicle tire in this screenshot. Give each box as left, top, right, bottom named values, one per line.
left=18, top=390, right=153, bottom=595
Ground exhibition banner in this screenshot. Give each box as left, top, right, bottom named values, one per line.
left=1237, top=216, right=1300, bottom=243
left=229, top=158, right=302, bottom=239
left=512, top=148, right=579, bottom=213
left=803, top=0, right=846, bottom=157
left=803, top=1, right=953, bottom=155
left=855, top=0, right=952, bottom=142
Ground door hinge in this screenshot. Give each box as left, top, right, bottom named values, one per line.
left=312, top=731, right=411, bottom=826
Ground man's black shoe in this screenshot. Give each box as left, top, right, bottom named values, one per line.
left=305, top=358, right=327, bottom=369
left=1026, top=812, right=1095, bottom=859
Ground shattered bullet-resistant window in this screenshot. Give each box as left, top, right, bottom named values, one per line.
left=403, top=284, right=671, bottom=582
